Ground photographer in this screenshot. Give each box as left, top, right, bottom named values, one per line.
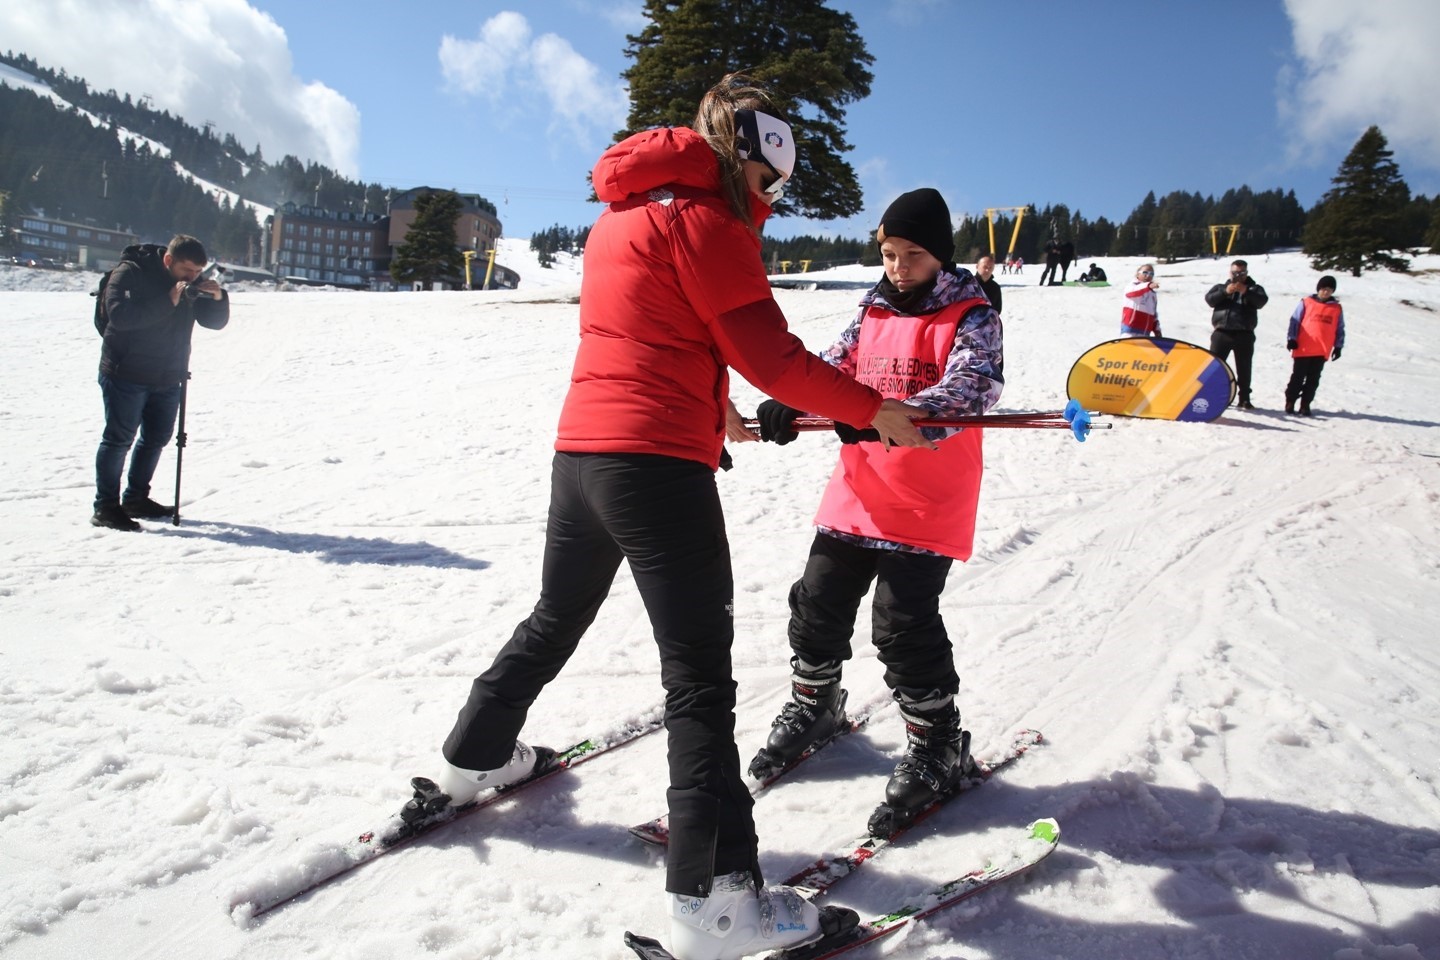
left=92, top=234, right=228, bottom=531
left=1204, top=259, right=1268, bottom=409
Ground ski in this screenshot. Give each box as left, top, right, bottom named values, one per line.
left=766, top=818, right=1061, bottom=960
left=629, top=689, right=896, bottom=845
left=231, top=708, right=665, bottom=920
left=780, top=728, right=1044, bottom=898
left=622, top=818, right=1060, bottom=960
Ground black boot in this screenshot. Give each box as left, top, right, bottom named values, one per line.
left=748, top=659, right=847, bottom=780
left=122, top=496, right=174, bottom=519
left=1284, top=397, right=1296, bottom=414
left=868, top=694, right=973, bottom=837
left=91, top=502, right=141, bottom=532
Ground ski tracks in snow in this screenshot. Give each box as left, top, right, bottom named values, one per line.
left=932, top=416, right=1440, bottom=955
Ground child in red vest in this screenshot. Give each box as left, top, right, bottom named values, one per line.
left=752, top=188, right=1004, bottom=836
left=1284, top=275, right=1346, bottom=416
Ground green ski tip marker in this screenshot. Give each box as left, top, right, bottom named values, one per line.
left=1030, top=818, right=1061, bottom=843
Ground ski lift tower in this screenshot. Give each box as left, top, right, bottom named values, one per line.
left=984, top=206, right=1029, bottom=259
left=463, top=247, right=497, bottom=290
left=1209, top=224, right=1241, bottom=257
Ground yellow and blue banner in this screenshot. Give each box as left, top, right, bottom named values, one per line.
left=1066, top=337, right=1235, bottom=422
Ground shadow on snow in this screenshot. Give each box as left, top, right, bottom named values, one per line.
left=158, top=519, right=490, bottom=569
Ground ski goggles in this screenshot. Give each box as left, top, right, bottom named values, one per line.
left=735, top=108, right=795, bottom=199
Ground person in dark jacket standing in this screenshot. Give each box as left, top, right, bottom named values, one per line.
left=92, top=235, right=228, bottom=530
left=1204, top=259, right=1268, bottom=409
left=1038, top=238, right=1060, bottom=286
left=975, top=253, right=1002, bottom=314
left=428, top=74, right=931, bottom=960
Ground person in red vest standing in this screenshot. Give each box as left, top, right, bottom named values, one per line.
left=1284, top=275, right=1346, bottom=416
left=749, top=188, right=1004, bottom=837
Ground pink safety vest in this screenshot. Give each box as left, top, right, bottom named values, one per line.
left=814, top=298, right=988, bottom=561
left=1293, top=296, right=1342, bottom=358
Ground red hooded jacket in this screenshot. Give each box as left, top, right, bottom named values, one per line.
left=557, top=127, right=882, bottom=469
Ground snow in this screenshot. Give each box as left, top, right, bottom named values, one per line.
left=172, top=163, right=275, bottom=227
left=0, top=64, right=273, bottom=226
left=1, top=248, right=1437, bottom=960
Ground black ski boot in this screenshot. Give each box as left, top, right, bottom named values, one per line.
left=748, top=659, right=847, bottom=780
left=868, top=695, right=974, bottom=838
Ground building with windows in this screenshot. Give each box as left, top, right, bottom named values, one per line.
left=386, top=187, right=502, bottom=264
left=265, top=203, right=390, bottom=288
left=264, top=188, right=517, bottom=290
left=11, top=214, right=138, bottom=269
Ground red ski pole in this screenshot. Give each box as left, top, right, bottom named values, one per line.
left=744, top=405, right=1105, bottom=442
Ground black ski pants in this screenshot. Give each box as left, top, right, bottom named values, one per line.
left=443, top=452, right=757, bottom=896
left=1210, top=328, right=1256, bottom=403
left=787, top=531, right=959, bottom=700
left=1285, top=356, right=1326, bottom=408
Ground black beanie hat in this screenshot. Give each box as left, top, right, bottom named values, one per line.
left=877, top=188, right=955, bottom=265
left=1317, top=275, right=1337, bottom=292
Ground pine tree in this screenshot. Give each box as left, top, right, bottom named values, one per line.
left=1303, top=125, right=1412, bottom=276
left=620, top=0, right=873, bottom=221
left=1112, top=192, right=1157, bottom=257
left=390, top=190, right=465, bottom=290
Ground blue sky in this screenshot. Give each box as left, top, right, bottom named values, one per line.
left=4, top=0, right=1439, bottom=241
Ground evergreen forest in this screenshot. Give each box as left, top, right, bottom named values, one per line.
left=5, top=49, right=1438, bottom=276
left=0, top=52, right=491, bottom=264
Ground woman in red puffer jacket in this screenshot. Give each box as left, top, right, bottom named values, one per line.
left=432, top=74, right=931, bottom=960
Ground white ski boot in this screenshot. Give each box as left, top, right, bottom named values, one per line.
left=668, top=871, right=823, bottom=960
left=433, top=740, right=541, bottom=806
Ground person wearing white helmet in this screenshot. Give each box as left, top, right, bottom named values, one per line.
left=424, top=73, right=929, bottom=960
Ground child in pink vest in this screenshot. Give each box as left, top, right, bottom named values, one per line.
left=751, top=188, right=1004, bottom=835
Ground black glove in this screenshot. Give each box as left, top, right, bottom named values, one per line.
left=1286, top=339, right=1298, bottom=351
left=1331, top=347, right=1341, bottom=361
left=755, top=399, right=802, bottom=445
left=833, top=421, right=881, bottom=444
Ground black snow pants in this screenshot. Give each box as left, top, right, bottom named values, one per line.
left=786, top=531, right=958, bottom=700
left=1210, top=328, right=1257, bottom=403
left=1285, top=356, right=1326, bottom=408
left=443, top=452, right=757, bottom=896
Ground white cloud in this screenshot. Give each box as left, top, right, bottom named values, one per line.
left=438, top=10, right=533, bottom=97
left=566, top=0, right=648, bottom=34
left=1280, top=0, right=1440, bottom=172
left=0, top=0, right=360, bottom=175
left=531, top=34, right=627, bottom=131
left=439, top=11, right=628, bottom=146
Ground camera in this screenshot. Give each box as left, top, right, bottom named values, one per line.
left=182, top=262, right=223, bottom=301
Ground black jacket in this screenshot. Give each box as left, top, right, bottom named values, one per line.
left=978, top=276, right=1002, bottom=314
left=100, top=244, right=229, bottom=386
left=1204, top=276, right=1268, bottom=332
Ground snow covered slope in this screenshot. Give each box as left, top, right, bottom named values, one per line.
left=1, top=251, right=1437, bottom=959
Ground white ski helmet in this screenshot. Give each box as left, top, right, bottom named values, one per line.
left=735, top=108, right=795, bottom=196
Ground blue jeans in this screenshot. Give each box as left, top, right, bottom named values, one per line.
left=95, top=374, right=181, bottom=508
